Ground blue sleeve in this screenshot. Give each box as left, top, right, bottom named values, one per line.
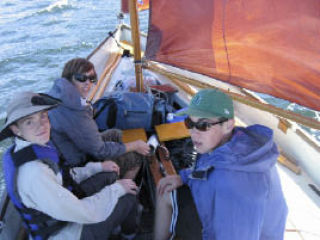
left=179, top=168, right=192, bottom=185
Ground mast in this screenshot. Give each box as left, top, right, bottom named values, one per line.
left=129, top=0, right=143, bottom=92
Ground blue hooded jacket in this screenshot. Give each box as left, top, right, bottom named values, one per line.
left=48, top=78, right=126, bottom=167
left=179, top=125, right=288, bottom=240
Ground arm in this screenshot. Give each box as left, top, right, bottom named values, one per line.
left=124, top=140, right=150, bottom=156
left=157, top=175, right=183, bottom=195
left=60, top=109, right=126, bottom=160
left=17, top=161, right=135, bottom=224
left=178, top=168, right=193, bottom=185
left=70, top=161, right=119, bottom=184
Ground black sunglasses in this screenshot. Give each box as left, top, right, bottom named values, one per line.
left=184, top=117, right=228, bottom=131
left=73, top=73, right=97, bottom=83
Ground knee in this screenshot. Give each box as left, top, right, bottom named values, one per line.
left=119, top=194, right=137, bottom=208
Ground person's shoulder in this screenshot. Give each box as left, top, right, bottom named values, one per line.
left=19, top=160, right=56, bottom=177
left=246, top=124, right=272, bottom=133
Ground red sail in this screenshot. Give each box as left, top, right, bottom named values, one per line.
left=145, top=0, right=320, bottom=111
left=122, top=0, right=149, bottom=13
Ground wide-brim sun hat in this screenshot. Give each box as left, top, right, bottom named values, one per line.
left=0, top=92, right=61, bottom=141
left=175, top=88, right=234, bottom=119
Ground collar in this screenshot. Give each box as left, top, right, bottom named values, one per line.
left=14, top=138, right=32, bottom=152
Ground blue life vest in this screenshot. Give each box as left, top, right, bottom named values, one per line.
left=3, top=142, right=67, bottom=240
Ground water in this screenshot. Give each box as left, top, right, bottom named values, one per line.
left=0, top=0, right=319, bottom=198
left=0, top=0, right=149, bottom=197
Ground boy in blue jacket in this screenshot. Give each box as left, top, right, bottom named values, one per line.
left=154, top=89, right=288, bottom=240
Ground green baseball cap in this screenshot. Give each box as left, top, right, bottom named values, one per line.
left=176, top=89, right=234, bottom=119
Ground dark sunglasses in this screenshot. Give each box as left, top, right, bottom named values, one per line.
left=184, top=117, right=228, bottom=131
left=73, top=73, right=97, bottom=83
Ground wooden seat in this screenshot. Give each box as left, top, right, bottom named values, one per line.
left=155, top=121, right=190, bottom=142
left=122, top=128, right=147, bottom=143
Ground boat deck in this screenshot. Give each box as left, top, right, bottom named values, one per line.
left=278, top=164, right=320, bottom=240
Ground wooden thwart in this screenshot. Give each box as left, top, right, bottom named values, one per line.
left=155, top=122, right=190, bottom=142
left=122, top=128, right=147, bottom=143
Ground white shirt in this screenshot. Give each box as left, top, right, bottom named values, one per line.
left=14, top=138, right=126, bottom=240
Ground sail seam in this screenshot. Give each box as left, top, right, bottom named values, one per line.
left=222, top=0, right=231, bottom=80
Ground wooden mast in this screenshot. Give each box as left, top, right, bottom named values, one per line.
left=129, top=0, right=143, bottom=92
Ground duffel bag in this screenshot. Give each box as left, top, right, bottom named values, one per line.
left=93, top=91, right=154, bottom=131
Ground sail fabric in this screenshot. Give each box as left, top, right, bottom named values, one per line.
left=145, top=0, right=320, bottom=111
left=121, top=0, right=149, bottom=13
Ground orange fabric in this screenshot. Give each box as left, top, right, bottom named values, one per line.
left=121, top=0, right=149, bottom=13
left=146, top=0, right=320, bottom=111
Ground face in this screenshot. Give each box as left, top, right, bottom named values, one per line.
left=10, top=111, right=50, bottom=145
left=188, top=116, right=234, bottom=154
left=72, top=68, right=96, bottom=98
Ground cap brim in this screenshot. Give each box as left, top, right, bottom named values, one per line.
left=175, top=107, right=221, bottom=118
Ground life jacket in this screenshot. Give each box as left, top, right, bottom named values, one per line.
left=3, top=142, right=67, bottom=240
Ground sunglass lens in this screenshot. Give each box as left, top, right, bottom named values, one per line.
left=89, top=76, right=97, bottom=83
left=74, top=73, right=86, bottom=82
left=184, top=117, right=211, bottom=131
left=196, top=122, right=209, bottom=131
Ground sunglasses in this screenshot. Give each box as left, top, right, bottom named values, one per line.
left=184, top=117, right=228, bottom=131
left=74, top=73, right=97, bottom=83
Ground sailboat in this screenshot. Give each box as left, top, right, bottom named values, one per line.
left=1, top=0, right=320, bottom=239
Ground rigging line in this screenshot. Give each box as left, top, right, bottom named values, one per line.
left=222, top=0, right=231, bottom=80
left=108, top=31, right=126, bottom=50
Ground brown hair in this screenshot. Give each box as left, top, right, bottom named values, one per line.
left=61, top=58, right=95, bottom=81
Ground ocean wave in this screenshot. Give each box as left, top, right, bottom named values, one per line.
left=14, top=0, right=75, bottom=22
left=37, top=0, right=75, bottom=15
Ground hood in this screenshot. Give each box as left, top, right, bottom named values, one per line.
left=197, top=124, right=279, bottom=173
left=48, top=78, right=83, bottom=110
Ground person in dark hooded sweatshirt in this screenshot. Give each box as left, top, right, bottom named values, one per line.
left=48, top=58, right=150, bottom=179
left=154, top=89, right=288, bottom=240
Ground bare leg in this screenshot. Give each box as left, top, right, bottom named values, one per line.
left=154, top=191, right=173, bottom=240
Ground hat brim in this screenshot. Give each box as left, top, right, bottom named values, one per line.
left=0, top=105, right=56, bottom=141
left=175, top=107, right=221, bottom=118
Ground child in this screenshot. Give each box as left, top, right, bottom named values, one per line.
left=154, top=89, right=288, bottom=240
left=0, top=92, right=139, bottom=240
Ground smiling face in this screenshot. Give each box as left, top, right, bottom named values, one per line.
left=72, top=68, right=95, bottom=98
left=188, top=116, right=234, bottom=154
left=10, top=111, right=50, bottom=145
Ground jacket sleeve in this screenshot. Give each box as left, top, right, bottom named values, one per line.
left=57, top=107, right=126, bottom=160
left=70, top=162, right=103, bottom=183
left=17, top=161, right=126, bottom=224
left=179, top=168, right=192, bottom=185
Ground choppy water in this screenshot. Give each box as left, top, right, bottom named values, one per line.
left=0, top=0, right=148, bottom=197
left=0, top=0, right=319, bottom=198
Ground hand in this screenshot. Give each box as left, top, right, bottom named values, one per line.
left=117, top=179, right=138, bottom=195
left=125, top=140, right=150, bottom=156
left=101, top=161, right=120, bottom=175
left=157, top=175, right=183, bottom=195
